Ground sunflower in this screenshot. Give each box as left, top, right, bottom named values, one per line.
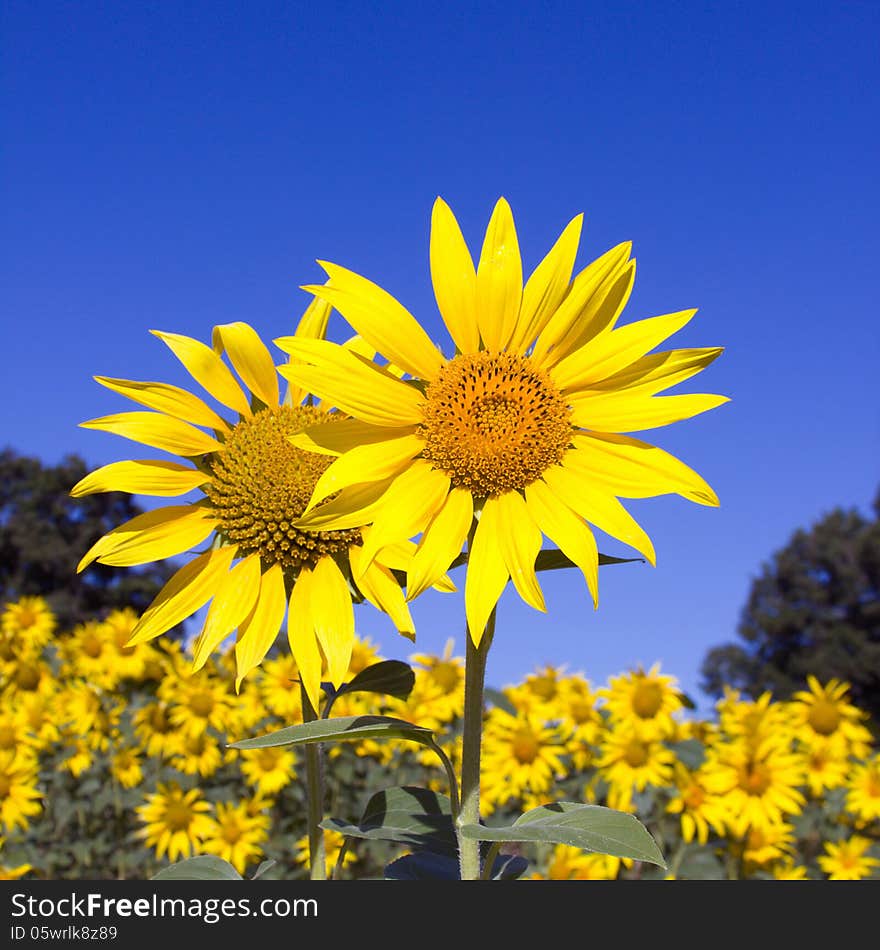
left=169, top=731, right=225, bottom=779
left=844, top=755, right=880, bottom=825
left=599, top=663, right=683, bottom=738
left=161, top=673, right=235, bottom=738
left=201, top=800, right=270, bottom=874
left=532, top=844, right=621, bottom=880
left=276, top=197, right=726, bottom=644
left=665, top=763, right=729, bottom=844
left=0, top=750, right=42, bottom=833
left=407, top=639, right=465, bottom=727
left=239, top=745, right=296, bottom=796
left=801, top=737, right=851, bottom=799
left=294, top=828, right=357, bottom=874
left=480, top=709, right=567, bottom=814
left=73, top=304, right=441, bottom=708
left=258, top=652, right=303, bottom=721
left=772, top=860, right=810, bottom=880
left=817, top=836, right=880, bottom=881
left=790, top=676, right=873, bottom=757
left=101, top=608, right=154, bottom=681
left=704, top=738, right=805, bottom=836
left=61, top=621, right=122, bottom=688
left=137, top=783, right=214, bottom=863
left=595, top=724, right=676, bottom=812
left=742, top=821, right=797, bottom=868
left=1, top=597, right=55, bottom=655
left=132, top=701, right=178, bottom=759
left=110, top=747, right=144, bottom=789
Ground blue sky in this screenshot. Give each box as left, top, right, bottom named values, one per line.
left=2, top=2, right=878, bottom=708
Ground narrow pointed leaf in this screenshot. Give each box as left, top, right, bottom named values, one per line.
left=228, top=714, right=434, bottom=750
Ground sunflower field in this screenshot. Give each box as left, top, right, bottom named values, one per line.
left=2, top=595, right=878, bottom=882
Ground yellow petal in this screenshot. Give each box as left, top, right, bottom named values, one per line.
left=493, top=490, right=545, bottom=612
left=212, top=322, right=280, bottom=409
left=293, top=295, right=333, bottom=341
left=509, top=213, right=584, bottom=354
left=310, top=556, right=355, bottom=688
left=127, top=546, right=236, bottom=646
left=96, top=506, right=217, bottom=568
left=151, top=330, right=252, bottom=416
left=349, top=548, right=415, bottom=641
left=70, top=459, right=210, bottom=498
left=291, top=418, right=415, bottom=457
left=568, top=431, right=719, bottom=506
left=191, top=553, right=262, bottom=671
left=430, top=196, right=479, bottom=354
left=287, top=569, right=323, bottom=713
left=305, top=432, right=425, bottom=513
left=541, top=260, right=636, bottom=370
left=551, top=309, right=696, bottom=392
left=303, top=261, right=444, bottom=380
left=295, top=477, right=396, bottom=532
left=407, top=486, right=473, bottom=601
left=94, top=377, right=230, bottom=432
left=580, top=346, right=724, bottom=397
left=570, top=392, right=730, bottom=432
left=476, top=197, right=523, bottom=351
left=525, top=479, right=599, bottom=607
left=277, top=338, right=425, bottom=427
left=79, top=411, right=223, bottom=457
left=531, top=242, right=632, bottom=366
left=77, top=505, right=211, bottom=573
left=235, top=564, right=286, bottom=688
left=356, top=461, right=450, bottom=574
left=371, top=536, right=457, bottom=593
left=464, top=495, right=508, bottom=645
left=542, top=464, right=656, bottom=565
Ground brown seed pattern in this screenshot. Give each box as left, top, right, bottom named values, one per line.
left=419, top=352, right=573, bottom=496
left=204, top=405, right=361, bottom=570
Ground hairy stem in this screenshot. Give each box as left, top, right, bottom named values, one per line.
left=301, top=684, right=327, bottom=881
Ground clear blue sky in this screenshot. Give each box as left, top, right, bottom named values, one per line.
left=2, top=2, right=878, bottom=708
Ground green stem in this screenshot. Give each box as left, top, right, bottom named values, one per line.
left=426, top=739, right=461, bottom=819
left=480, top=841, right=502, bottom=881
left=300, top=684, right=327, bottom=881
left=457, top=607, right=495, bottom=881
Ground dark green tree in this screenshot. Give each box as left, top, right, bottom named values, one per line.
left=0, top=448, right=174, bottom=630
left=700, top=489, right=880, bottom=724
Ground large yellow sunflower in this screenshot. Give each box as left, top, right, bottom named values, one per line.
left=73, top=303, right=444, bottom=707
left=277, top=197, right=726, bottom=642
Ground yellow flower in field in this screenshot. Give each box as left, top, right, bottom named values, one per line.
left=742, top=822, right=797, bottom=868
left=61, top=683, right=120, bottom=749
left=61, top=621, right=122, bottom=688
left=132, top=701, right=178, bottom=759
left=596, top=725, right=676, bottom=812
left=101, top=608, right=154, bottom=680
left=137, top=783, right=214, bottom=863
left=73, top=306, right=435, bottom=708
left=407, top=640, right=465, bottom=727
left=258, top=653, right=303, bottom=721
left=169, top=731, right=225, bottom=778
left=110, top=747, right=144, bottom=789
left=277, top=197, right=726, bottom=643
left=0, top=711, right=38, bottom=757
left=704, top=739, right=805, bottom=836
left=790, top=676, right=872, bottom=756
left=772, top=859, right=809, bottom=880
left=161, top=674, right=235, bottom=738
left=202, top=800, right=270, bottom=874
left=599, top=663, right=683, bottom=738
left=16, top=693, right=60, bottom=749
left=1, top=597, right=55, bottom=653
left=2, top=656, right=55, bottom=698
left=844, top=755, right=880, bottom=825
left=818, top=836, right=880, bottom=881
left=0, top=861, right=33, bottom=880
left=294, top=828, right=356, bottom=873
left=557, top=675, right=605, bottom=771
left=348, top=636, right=383, bottom=676
left=239, top=745, right=296, bottom=796
left=533, top=844, right=621, bottom=880
left=666, top=764, right=728, bottom=844
left=58, top=738, right=94, bottom=778
left=481, top=709, right=567, bottom=813
left=716, top=689, right=795, bottom=748
left=0, top=750, right=42, bottom=832
left=802, top=738, right=851, bottom=799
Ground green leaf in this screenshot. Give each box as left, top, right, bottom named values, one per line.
left=250, top=859, right=277, bottom=880
left=322, top=786, right=457, bottom=855
left=535, top=549, right=644, bottom=572
left=484, top=687, right=518, bottom=716
left=151, top=856, right=243, bottom=880
left=228, top=715, right=435, bottom=751
left=333, top=660, right=416, bottom=702
left=676, top=848, right=725, bottom=880
left=461, top=802, right=666, bottom=868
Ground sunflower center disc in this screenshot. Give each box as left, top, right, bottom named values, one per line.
left=419, top=352, right=572, bottom=495
left=205, top=405, right=361, bottom=569
left=164, top=801, right=195, bottom=832
left=808, top=699, right=841, bottom=736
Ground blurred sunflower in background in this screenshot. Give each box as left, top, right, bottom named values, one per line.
left=73, top=301, right=445, bottom=707
left=277, top=196, right=726, bottom=642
